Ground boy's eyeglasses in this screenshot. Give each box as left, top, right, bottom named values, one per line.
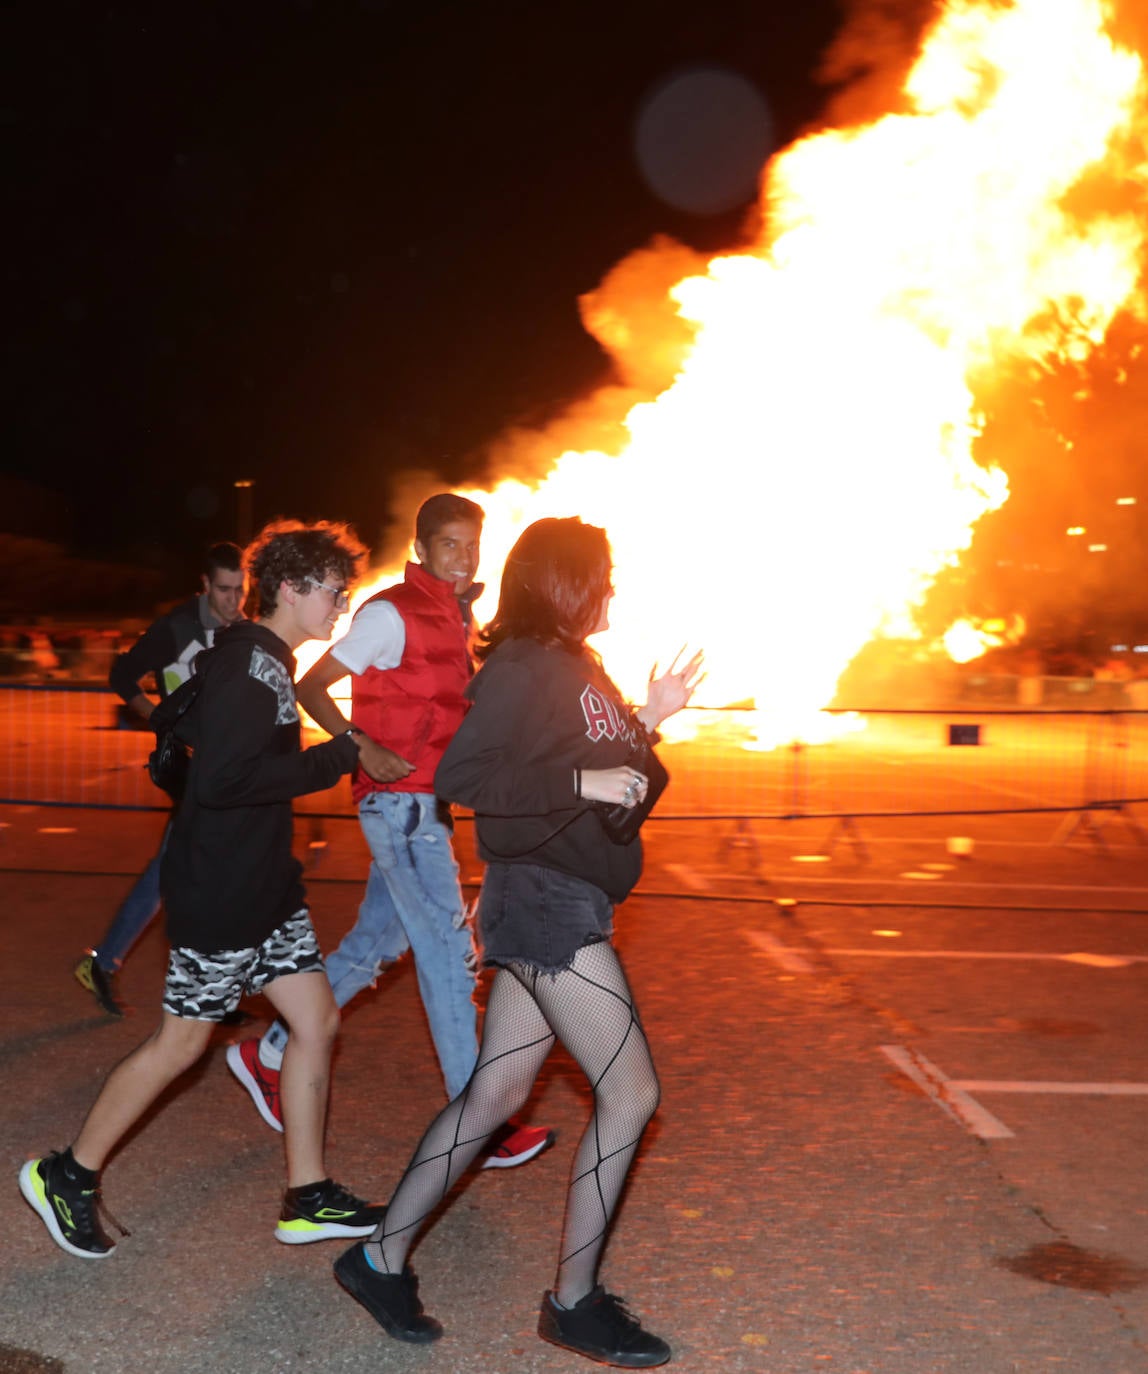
left=310, top=581, right=349, bottom=610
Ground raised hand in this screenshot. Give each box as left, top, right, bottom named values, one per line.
left=641, top=647, right=705, bottom=729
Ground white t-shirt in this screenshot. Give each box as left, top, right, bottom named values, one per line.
left=330, top=600, right=407, bottom=674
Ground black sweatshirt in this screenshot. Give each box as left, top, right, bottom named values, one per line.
left=161, top=621, right=358, bottom=952
left=435, top=637, right=645, bottom=902
left=109, top=596, right=222, bottom=702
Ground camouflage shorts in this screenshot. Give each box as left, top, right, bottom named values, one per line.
left=162, top=910, right=325, bottom=1021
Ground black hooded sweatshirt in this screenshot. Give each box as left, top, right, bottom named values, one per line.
left=435, top=637, right=645, bottom=902
left=161, top=621, right=357, bottom=953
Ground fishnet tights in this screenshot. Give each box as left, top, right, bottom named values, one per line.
left=367, top=941, right=659, bottom=1304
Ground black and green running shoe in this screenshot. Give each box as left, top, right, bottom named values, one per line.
left=275, top=1178, right=386, bottom=1245
left=18, top=1152, right=118, bottom=1259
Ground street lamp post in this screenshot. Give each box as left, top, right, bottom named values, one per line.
left=234, top=479, right=255, bottom=545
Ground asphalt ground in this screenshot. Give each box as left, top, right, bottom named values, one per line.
left=2, top=795, right=1146, bottom=1374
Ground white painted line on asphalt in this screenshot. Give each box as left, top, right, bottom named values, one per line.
left=951, top=1081, right=1148, bottom=1095
left=784, top=835, right=1143, bottom=852
left=743, top=930, right=814, bottom=973
left=881, top=1045, right=1015, bottom=1139
left=664, top=863, right=708, bottom=891
left=827, top=948, right=1144, bottom=966
left=1060, top=952, right=1138, bottom=968
left=761, top=876, right=1148, bottom=895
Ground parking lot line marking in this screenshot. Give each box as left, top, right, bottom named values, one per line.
left=664, top=863, right=708, bottom=891
left=1060, top=952, right=1138, bottom=968
left=951, top=1081, right=1148, bottom=1095
left=881, top=1045, right=1015, bottom=1139
left=743, top=930, right=814, bottom=973
left=826, top=948, right=1144, bottom=966
left=766, top=876, right=1148, bottom=895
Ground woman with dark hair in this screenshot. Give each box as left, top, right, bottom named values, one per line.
left=334, top=516, right=702, bottom=1368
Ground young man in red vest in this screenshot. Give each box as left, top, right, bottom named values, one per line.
left=227, top=494, right=552, bottom=1168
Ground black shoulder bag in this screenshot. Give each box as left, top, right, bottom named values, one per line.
left=147, top=649, right=213, bottom=801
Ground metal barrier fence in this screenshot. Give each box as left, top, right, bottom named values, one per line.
left=2, top=686, right=1145, bottom=844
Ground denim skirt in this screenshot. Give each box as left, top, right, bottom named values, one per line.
left=477, top=862, right=614, bottom=974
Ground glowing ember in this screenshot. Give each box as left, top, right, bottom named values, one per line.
left=306, top=0, right=1147, bottom=748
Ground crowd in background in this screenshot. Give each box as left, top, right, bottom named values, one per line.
left=5, top=619, right=1148, bottom=715
left=0, top=625, right=133, bottom=683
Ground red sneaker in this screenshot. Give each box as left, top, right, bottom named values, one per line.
left=481, top=1120, right=555, bottom=1170
left=226, top=1039, right=284, bottom=1133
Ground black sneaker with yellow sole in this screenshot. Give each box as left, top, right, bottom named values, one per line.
left=275, top=1178, right=386, bottom=1244
left=18, top=1151, right=119, bottom=1260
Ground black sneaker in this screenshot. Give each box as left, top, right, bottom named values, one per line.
left=18, top=1152, right=118, bottom=1260
left=73, top=954, right=124, bottom=1017
left=334, top=1241, right=443, bottom=1343
left=538, top=1286, right=671, bottom=1368
left=275, top=1178, right=386, bottom=1244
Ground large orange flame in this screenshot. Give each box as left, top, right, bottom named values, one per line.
left=942, top=614, right=1027, bottom=664
left=310, top=0, right=1147, bottom=744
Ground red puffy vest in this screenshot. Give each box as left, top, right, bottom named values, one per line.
left=349, top=562, right=471, bottom=801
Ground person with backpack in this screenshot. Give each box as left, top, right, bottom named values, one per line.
left=73, top=541, right=247, bottom=1017
left=20, top=519, right=387, bottom=1259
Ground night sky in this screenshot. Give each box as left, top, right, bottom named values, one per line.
left=10, top=0, right=852, bottom=576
